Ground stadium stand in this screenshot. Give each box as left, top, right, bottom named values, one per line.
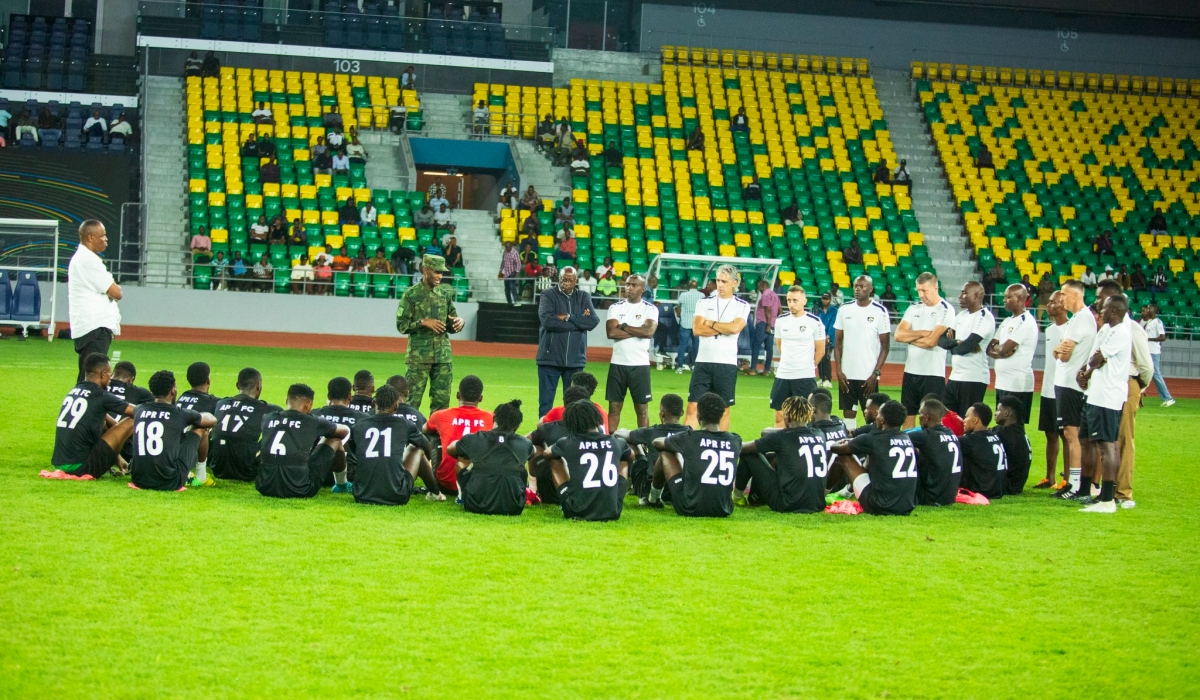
left=915, top=65, right=1200, bottom=331
left=184, top=67, right=470, bottom=300
left=2, top=15, right=92, bottom=91
left=485, top=48, right=936, bottom=311
left=2, top=98, right=134, bottom=153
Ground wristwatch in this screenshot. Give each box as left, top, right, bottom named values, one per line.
left=620, top=323, right=627, bottom=331
left=874, top=370, right=882, bottom=378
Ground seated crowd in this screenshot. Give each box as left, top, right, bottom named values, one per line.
left=0, top=102, right=135, bottom=149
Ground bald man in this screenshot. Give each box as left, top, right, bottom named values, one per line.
left=939, top=281, right=995, bottom=416
left=68, top=220, right=123, bottom=382
left=987, top=283, right=1038, bottom=424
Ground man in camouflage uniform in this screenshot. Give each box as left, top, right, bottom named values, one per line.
left=397, top=254, right=464, bottom=412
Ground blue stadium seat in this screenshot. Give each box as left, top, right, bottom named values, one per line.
left=449, top=25, right=467, bottom=54
left=468, top=25, right=486, bottom=56
left=201, top=6, right=220, bottom=38
left=324, top=15, right=344, bottom=46
left=488, top=36, right=507, bottom=58
left=345, top=14, right=364, bottom=46
left=45, top=57, right=64, bottom=90
left=24, top=57, right=44, bottom=89
left=365, top=16, right=384, bottom=49
left=2, top=63, right=20, bottom=89
left=109, top=136, right=126, bottom=153
left=0, top=270, right=11, bottom=320
left=10, top=272, right=40, bottom=322
left=384, top=17, right=403, bottom=50
left=67, top=60, right=85, bottom=91
left=242, top=9, right=261, bottom=41
left=86, top=135, right=103, bottom=152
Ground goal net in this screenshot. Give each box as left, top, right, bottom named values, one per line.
left=0, top=218, right=64, bottom=339
left=645, top=253, right=783, bottom=296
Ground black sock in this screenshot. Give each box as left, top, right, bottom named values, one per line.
left=1100, top=480, right=1115, bottom=502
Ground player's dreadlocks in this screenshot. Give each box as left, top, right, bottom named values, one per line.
left=780, top=396, right=814, bottom=427
left=564, top=399, right=604, bottom=435
left=374, top=384, right=400, bottom=413
left=493, top=400, right=523, bottom=432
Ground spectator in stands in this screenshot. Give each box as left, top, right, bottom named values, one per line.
left=109, top=114, right=133, bottom=142
left=289, top=218, right=307, bottom=247
left=322, top=107, right=343, bottom=132
left=521, top=215, right=541, bottom=244
left=331, top=148, right=350, bottom=176
left=346, top=136, right=367, bottom=163
left=332, top=246, right=352, bottom=272
left=352, top=249, right=369, bottom=272
left=310, top=135, right=328, bottom=160
left=255, top=133, right=276, bottom=160
left=1099, top=264, right=1116, bottom=284
left=1036, top=275, right=1055, bottom=319
left=389, top=101, right=408, bottom=134
left=829, top=282, right=844, bottom=306
left=498, top=181, right=518, bottom=216
left=472, top=100, right=490, bottom=138
left=595, top=269, right=618, bottom=299
left=1130, top=264, right=1148, bottom=291
left=743, top=176, right=762, bottom=201
left=881, top=283, right=898, bottom=314
left=1094, top=229, right=1116, bottom=261
left=211, top=251, right=229, bottom=289
left=873, top=161, right=890, bottom=184
left=433, top=204, right=454, bottom=235
left=1152, top=266, right=1169, bottom=293
left=252, top=102, right=274, bottom=125
left=1117, top=264, right=1132, bottom=290
left=553, top=131, right=576, bottom=167
left=189, top=226, right=212, bottom=261
left=556, top=199, right=575, bottom=226
left=596, top=256, right=614, bottom=280
left=253, top=253, right=272, bottom=292
left=367, top=248, right=392, bottom=274
left=570, top=150, right=590, bottom=177
left=578, top=268, right=597, bottom=295
left=842, top=238, right=863, bottom=265
left=15, top=112, right=38, bottom=143
left=555, top=228, right=576, bottom=265
left=268, top=216, right=287, bottom=245
left=290, top=254, right=314, bottom=294
left=230, top=252, right=248, bottom=291
left=443, top=236, right=464, bottom=270
left=1079, top=265, right=1097, bottom=288
left=401, top=66, right=417, bottom=91
left=414, top=203, right=435, bottom=229
left=892, top=159, right=911, bottom=191
left=1020, top=273, right=1036, bottom=300
left=521, top=185, right=542, bottom=212
left=519, top=239, right=538, bottom=267
left=201, top=51, right=220, bottom=78
left=604, top=141, right=623, bottom=168
left=360, top=200, right=378, bottom=226
left=498, top=240, right=522, bottom=305
left=391, top=246, right=413, bottom=275
left=0, top=105, right=11, bottom=146
left=312, top=253, right=333, bottom=294
left=184, top=51, right=204, bottom=77
left=975, top=144, right=994, bottom=169
left=38, top=108, right=62, bottom=144
left=781, top=200, right=802, bottom=226
left=339, top=197, right=360, bottom=225
left=327, top=127, right=346, bottom=149
left=523, top=256, right=542, bottom=281
left=687, top=124, right=704, bottom=151
left=259, top=156, right=280, bottom=184
left=983, top=259, right=1005, bottom=297
left=731, top=107, right=749, bottom=133
left=536, top=115, right=556, bottom=152
left=1148, top=208, right=1168, bottom=234
left=429, top=179, right=448, bottom=208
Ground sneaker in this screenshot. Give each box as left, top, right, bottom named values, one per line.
left=331, top=482, right=353, bottom=494
left=1033, top=478, right=1054, bottom=489
left=455, top=494, right=463, bottom=505
left=733, top=490, right=751, bottom=507
left=638, top=496, right=664, bottom=509
left=1161, top=399, right=1175, bottom=407
left=1052, top=483, right=1075, bottom=499
left=681, top=364, right=690, bottom=372
left=1071, top=492, right=1097, bottom=505
left=1080, top=500, right=1117, bottom=513
left=675, top=367, right=683, bottom=374
left=190, top=476, right=214, bottom=488
left=1119, top=499, right=1137, bottom=509
left=426, top=492, right=446, bottom=502
left=525, top=488, right=542, bottom=506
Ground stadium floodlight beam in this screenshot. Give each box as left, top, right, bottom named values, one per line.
left=0, top=217, right=62, bottom=341
left=644, top=252, right=783, bottom=294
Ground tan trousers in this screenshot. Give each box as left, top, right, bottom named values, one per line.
left=1116, top=379, right=1141, bottom=500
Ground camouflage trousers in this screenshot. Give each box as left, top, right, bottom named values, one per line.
left=407, top=362, right=453, bottom=413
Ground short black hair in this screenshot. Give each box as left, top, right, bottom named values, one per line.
left=148, top=370, right=176, bottom=398
left=810, top=391, right=832, bottom=414
left=1096, top=279, right=1122, bottom=297
left=236, top=367, right=262, bottom=391
left=969, top=402, right=993, bottom=427
left=696, top=392, right=727, bottom=425
left=879, top=400, right=907, bottom=429
left=563, top=400, right=603, bottom=434
left=459, top=375, right=483, bottom=403
left=810, top=387, right=832, bottom=400
left=920, top=398, right=947, bottom=421
left=374, top=384, right=400, bottom=412
left=570, top=371, right=598, bottom=397
left=563, top=385, right=591, bottom=405
left=998, top=395, right=1024, bottom=416
left=186, top=361, right=210, bottom=388
left=327, top=376, right=352, bottom=401
left=83, top=353, right=110, bottom=377
left=288, top=383, right=315, bottom=401
left=921, top=392, right=944, bottom=405
left=385, top=374, right=408, bottom=399
left=353, top=369, right=374, bottom=391
left=659, top=393, right=684, bottom=420
left=493, top=399, right=524, bottom=432
left=866, top=392, right=891, bottom=408
left=113, top=361, right=136, bottom=380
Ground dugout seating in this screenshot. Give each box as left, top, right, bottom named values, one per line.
left=1, top=15, right=91, bottom=91
left=0, top=270, right=11, bottom=320
left=184, top=67, right=469, bottom=300
left=3, top=98, right=134, bottom=153
left=916, top=70, right=1200, bottom=328
left=482, top=51, right=937, bottom=312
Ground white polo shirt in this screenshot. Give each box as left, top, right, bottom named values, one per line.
left=67, top=244, right=121, bottom=338
left=1040, top=321, right=1065, bottom=399
left=833, top=300, right=891, bottom=381
left=774, top=311, right=826, bottom=380
left=900, top=298, right=956, bottom=377
left=1054, top=306, right=1097, bottom=391
left=1085, top=322, right=1132, bottom=411
left=694, top=293, right=752, bottom=365
left=993, top=311, right=1038, bottom=392
left=948, top=307, right=996, bottom=384
left=607, top=299, right=659, bottom=366
left=1140, top=317, right=1164, bottom=354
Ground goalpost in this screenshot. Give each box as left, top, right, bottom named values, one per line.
left=0, top=218, right=63, bottom=340
left=645, top=252, right=784, bottom=295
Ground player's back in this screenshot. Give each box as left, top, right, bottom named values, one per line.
left=256, top=410, right=336, bottom=497
left=755, top=426, right=829, bottom=513
left=396, top=403, right=427, bottom=433
left=130, top=403, right=202, bottom=491
left=351, top=412, right=426, bottom=505
left=176, top=389, right=218, bottom=415
left=909, top=425, right=961, bottom=506
left=664, top=429, right=743, bottom=517
left=428, top=405, right=494, bottom=486
left=848, top=427, right=918, bottom=515
left=349, top=394, right=376, bottom=415
left=107, top=379, right=153, bottom=417
left=552, top=433, right=630, bottom=521
left=212, top=394, right=275, bottom=445
left=960, top=429, right=1006, bottom=499
left=995, top=423, right=1031, bottom=495
left=313, top=404, right=363, bottom=468
left=458, top=430, right=533, bottom=516
left=53, top=381, right=129, bottom=467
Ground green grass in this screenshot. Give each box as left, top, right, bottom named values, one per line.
left=2, top=339, right=1199, bottom=698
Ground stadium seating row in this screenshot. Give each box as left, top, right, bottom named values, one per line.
left=3, top=99, right=133, bottom=153
left=0, top=270, right=41, bottom=324
left=661, top=46, right=869, bottom=77
left=1, top=14, right=91, bottom=91
left=912, top=61, right=1200, bottom=98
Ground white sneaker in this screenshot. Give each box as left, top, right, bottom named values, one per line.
left=1119, top=499, right=1137, bottom=509
left=675, top=368, right=683, bottom=374
left=682, top=364, right=690, bottom=372
left=426, top=492, right=446, bottom=502
left=1162, top=399, right=1175, bottom=407
left=1080, top=500, right=1117, bottom=513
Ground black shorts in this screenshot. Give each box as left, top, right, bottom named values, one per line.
left=63, top=439, right=118, bottom=479
left=665, top=473, right=693, bottom=516
left=1082, top=404, right=1122, bottom=443
left=944, top=380, right=987, bottom=416
left=995, top=390, right=1033, bottom=425
left=307, top=444, right=337, bottom=492
left=210, top=440, right=260, bottom=481
left=688, top=362, right=737, bottom=405
left=901, top=373, right=945, bottom=415
left=858, top=483, right=913, bottom=516
left=838, top=379, right=868, bottom=413
left=1038, top=396, right=1059, bottom=433
left=606, top=364, right=653, bottom=404
left=1056, top=387, right=1085, bottom=430
left=770, top=377, right=818, bottom=410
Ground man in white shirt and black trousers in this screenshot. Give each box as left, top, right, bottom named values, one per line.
left=939, top=280, right=996, bottom=417
left=1051, top=279, right=1097, bottom=498
left=769, top=285, right=826, bottom=428
left=894, top=272, right=956, bottom=429
left=833, top=275, right=891, bottom=424
left=605, top=274, right=659, bottom=431
left=686, top=264, right=750, bottom=431
left=68, top=220, right=122, bottom=383
left=987, top=283, right=1039, bottom=425
left=1075, top=293, right=1133, bottom=513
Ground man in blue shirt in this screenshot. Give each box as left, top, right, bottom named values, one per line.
left=674, top=279, right=704, bottom=373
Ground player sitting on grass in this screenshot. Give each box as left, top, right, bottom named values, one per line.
left=130, top=370, right=217, bottom=491
left=107, top=360, right=153, bottom=467
left=448, top=400, right=534, bottom=516
left=349, top=384, right=435, bottom=506
left=849, top=392, right=891, bottom=437
left=619, top=393, right=690, bottom=503
left=385, top=375, right=442, bottom=500
left=313, top=377, right=363, bottom=492
left=175, top=361, right=220, bottom=486
left=737, top=396, right=829, bottom=513
left=527, top=385, right=592, bottom=505
left=350, top=370, right=376, bottom=414
left=925, top=392, right=964, bottom=436
left=426, top=375, right=493, bottom=497
left=829, top=400, right=917, bottom=515
left=808, top=389, right=853, bottom=495
left=46, top=352, right=136, bottom=480
left=549, top=400, right=631, bottom=521
left=255, top=383, right=350, bottom=499
left=994, top=396, right=1032, bottom=495
left=210, top=368, right=281, bottom=482
left=649, top=392, right=743, bottom=517
left=907, top=398, right=961, bottom=506
left=539, top=371, right=609, bottom=431
left=958, top=402, right=1007, bottom=500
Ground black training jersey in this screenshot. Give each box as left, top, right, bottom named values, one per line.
left=106, top=379, right=153, bottom=420
left=753, top=426, right=829, bottom=513
left=349, top=395, right=376, bottom=415
left=996, top=423, right=1031, bottom=495
left=959, top=429, right=1007, bottom=500
left=908, top=425, right=961, bottom=506
left=52, top=382, right=131, bottom=466
left=846, top=428, right=918, bottom=515
left=351, top=412, right=429, bottom=505
left=457, top=430, right=535, bottom=516
left=530, top=420, right=572, bottom=450
left=850, top=422, right=878, bottom=438
left=627, top=422, right=691, bottom=468
left=550, top=433, right=632, bottom=522
left=811, top=417, right=849, bottom=474
left=130, top=402, right=206, bottom=491
left=396, top=403, right=427, bottom=433
left=176, top=389, right=218, bottom=416
left=212, top=394, right=279, bottom=445
left=663, top=429, right=743, bottom=518
left=313, top=404, right=363, bottom=460
left=255, top=410, right=340, bottom=497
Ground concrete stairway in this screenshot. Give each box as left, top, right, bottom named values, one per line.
left=417, top=92, right=472, bottom=139
left=359, top=131, right=409, bottom=192
left=142, top=75, right=189, bottom=288
left=552, top=49, right=661, bottom=86
left=453, top=208, right=506, bottom=302
left=512, top=139, right=571, bottom=202
left=875, top=69, right=978, bottom=298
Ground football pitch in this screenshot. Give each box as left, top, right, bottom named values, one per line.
left=2, top=339, right=1199, bottom=698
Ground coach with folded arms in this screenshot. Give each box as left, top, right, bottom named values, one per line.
left=68, top=220, right=122, bottom=382
left=536, top=266, right=598, bottom=417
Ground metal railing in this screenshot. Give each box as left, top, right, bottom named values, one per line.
left=909, top=48, right=1200, bottom=87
